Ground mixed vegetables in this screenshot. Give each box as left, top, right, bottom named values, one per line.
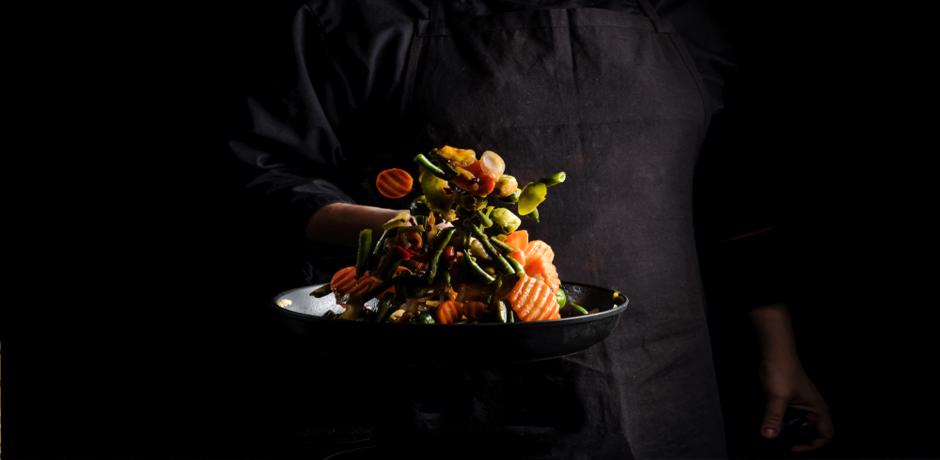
left=311, top=145, right=593, bottom=324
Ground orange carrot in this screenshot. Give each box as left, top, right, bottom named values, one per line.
left=523, top=240, right=555, bottom=264
left=348, top=273, right=381, bottom=298
left=503, top=230, right=529, bottom=265
left=504, top=230, right=529, bottom=251
left=330, top=266, right=358, bottom=296
left=375, top=168, right=414, bottom=199
left=525, top=255, right=561, bottom=293
left=506, top=275, right=559, bottom=322
left=435, top=300, right=463, bottom=325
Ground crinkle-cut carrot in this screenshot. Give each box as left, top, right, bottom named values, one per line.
left=375, top=168, right=414, bottom=199
left=506, top=275, right=559, bottom=322
left=349, top=273, right=381, bottom=298
left=523, top=240, right=555, bottom=264
left=331, top=266, right=382, bottom=299
left=435, top=300, right=463, bottom=325
left=330, top=266, right=358, bottom=296
left=525, top=255, right=560, bottom=293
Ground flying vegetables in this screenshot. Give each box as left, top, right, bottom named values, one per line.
left=311, top=145, right=588, bottom=324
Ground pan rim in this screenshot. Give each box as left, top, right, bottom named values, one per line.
left=272, top=280, right=628, bottom=328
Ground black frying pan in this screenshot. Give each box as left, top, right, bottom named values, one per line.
left=272, top=281, right=628, bottom=363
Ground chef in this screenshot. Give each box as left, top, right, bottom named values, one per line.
left=229, top=0, right=832, bottom=457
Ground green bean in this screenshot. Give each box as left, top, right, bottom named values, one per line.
left=372, top=229, right=389, bottom=256
left=505, top=253, right=525, bottom=275
left=540, top=171, right=567, bottom=187
left=413, top=215, right=428, bottom=228
left=374, top=298, right=394, bottom=323
left=413, top=153, right=446, bottom=177
left=476, top=209, right=493, bottom=228
left=470, top=225, right=514, bottom=274
left=310, top=283, right=333, bottom=298
left=355, top=228, right=373, bottom=278
left=377, top=256, right=402, bottom=281
left=497, top=301, right=509, bottom=323
left=428, top=151, right=461, bottom=177
left=555, top=287, right=567, bottom=308
left=489, top=236, right=515, bottom=254
left=565, top=301, right=589, bottom=316
left=427, top=227, right=456, bottom=284
left=464, top=252, right=495, bottom=284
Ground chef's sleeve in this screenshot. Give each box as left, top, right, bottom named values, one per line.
left=228, top=3, right=358, bottom=242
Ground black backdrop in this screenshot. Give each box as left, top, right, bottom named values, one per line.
left=3, top=1, right=935, bottom=458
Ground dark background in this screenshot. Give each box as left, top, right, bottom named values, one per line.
left=3, top=1, right=933, bottom=458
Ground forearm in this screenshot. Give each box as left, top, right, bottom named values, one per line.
left=750, top=303, right=801, bottom=365
left=306, top=202, right=402, bottom=246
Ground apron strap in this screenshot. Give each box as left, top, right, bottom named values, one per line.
left=428, top=1, right=448, bottom=36
left=635, top=0, right=664, bottom=32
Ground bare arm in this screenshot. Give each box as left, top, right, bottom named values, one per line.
left=306, top=202, right=402, bottom=246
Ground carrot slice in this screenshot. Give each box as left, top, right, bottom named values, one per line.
left=435, top=300, right=463, bottom=325
left=506, top=275, right=559, bottom=322
left=375, top=168, right=414, bottom=199
left=525, top=255, right=561, bottom=293
left=504, top=230, right=529, bottom=252
left=523, top=240, right=555, bottom=264
left=330, top=266, right=358, bottom=296
left=348, top=273, right=381, bottom=298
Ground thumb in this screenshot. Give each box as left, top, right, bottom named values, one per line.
left=761, top=396, right=788, bottom=439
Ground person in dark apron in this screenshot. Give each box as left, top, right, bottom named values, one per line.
left=230, top=0, right=832, bottom=458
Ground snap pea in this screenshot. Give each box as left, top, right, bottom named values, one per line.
left=427, top=227, right=456, bottom=284
left=355, top=228, right=373, bottom=277
left=490, top=207, right=521, bottom=234
left=518, top=182, right=546, bottom=216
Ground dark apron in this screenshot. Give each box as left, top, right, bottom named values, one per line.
left=374, top=1, right=725, bottom=458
